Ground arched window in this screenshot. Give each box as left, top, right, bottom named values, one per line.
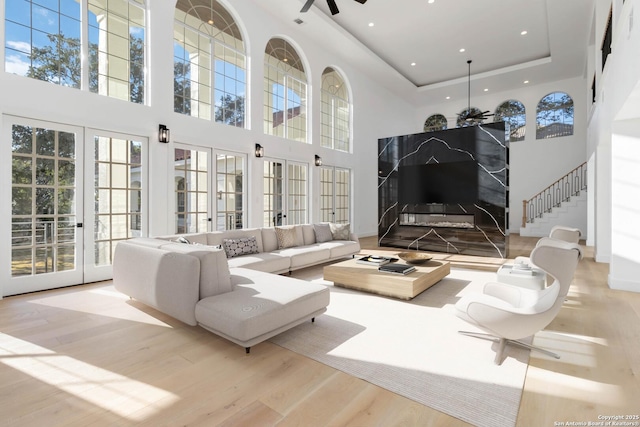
left=174, top=0, right=246, bottom=127
left=264, top=38, right=308, bottom=143
left=5, top=0, right=147, bottom=104
left=321, top=67, right=350, bottom=151
left=456, top=107, right=485, bottom=127
left=424, top=114, right=448, bottom=132
left=495, top=100, right=526, bottom=142
left=536, top=92, right=574, bottom=139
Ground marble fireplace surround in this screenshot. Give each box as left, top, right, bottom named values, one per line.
left=378, top=123, right=508, bottom=258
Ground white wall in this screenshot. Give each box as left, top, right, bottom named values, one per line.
left=589, top=0, right=640, bottom=291
left=413, top=77, right=588, bottom=235
left=0, top=0, right=416, bottom=244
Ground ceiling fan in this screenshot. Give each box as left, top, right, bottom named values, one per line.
left=300, top=0, right=368, bottom=16
left=459, top=60, right=494, bottom=124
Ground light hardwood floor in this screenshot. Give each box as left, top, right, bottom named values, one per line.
left=0, top=235, right=638, bottom=426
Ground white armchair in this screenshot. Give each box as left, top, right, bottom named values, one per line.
left=455, top=239, right=582, bottom=364
left=549, top=225, right=581, bottom=244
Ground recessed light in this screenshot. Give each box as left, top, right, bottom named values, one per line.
left=521, top=30, right=528, bottom=35
left=208, top=19, right=214, bottom=25
left=523, top=80, right=529, bottom=84
left=446, top=96, right=450, bottom=100
left=428, top=0, right=435, bottom=3
left=459, top=48, right=465, bottom=53
left=484, top=88, right=488, bottom=92
left=411, top=62, right=416, bottom=66
left=368, top=22, right=374, bottom=27
left=283, top=58, right=288, bottom=62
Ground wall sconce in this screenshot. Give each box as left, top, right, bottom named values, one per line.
left=314, top=155, right=322, bottom=166
left=158, top=124, right=170, bottom=143
left=255, top=143, right=264, bottom=157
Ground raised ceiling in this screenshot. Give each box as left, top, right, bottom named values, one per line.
left=253, top=0, right=595, bottom=102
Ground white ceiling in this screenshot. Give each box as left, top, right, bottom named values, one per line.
left=253, top=0, right=595, bottom=103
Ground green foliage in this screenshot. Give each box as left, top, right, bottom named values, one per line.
left=28, top=33, right=144, bottom=103
left=215, top=94, right=245, bottom=127
left=424, top=114, right=448, bottom=132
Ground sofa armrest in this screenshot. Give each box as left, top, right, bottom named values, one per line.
left=113, top=241, right=201, bottom=326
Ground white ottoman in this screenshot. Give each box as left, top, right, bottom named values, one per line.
left=496, top=263, right=546, bottom=290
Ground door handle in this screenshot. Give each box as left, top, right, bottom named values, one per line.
left=77, top=223, right=83, bottom=228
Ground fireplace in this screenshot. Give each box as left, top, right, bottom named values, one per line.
left=399, top=213, right=475, bottom=229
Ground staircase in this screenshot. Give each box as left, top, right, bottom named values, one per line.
left=519, top=162, right=587, bottom=238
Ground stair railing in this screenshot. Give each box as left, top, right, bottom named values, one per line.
left=521, top=162, right=587, bottom=227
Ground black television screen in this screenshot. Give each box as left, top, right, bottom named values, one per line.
left=398, top=161, right=478, bottom=204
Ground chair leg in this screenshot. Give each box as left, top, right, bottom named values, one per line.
left=458, top=331, right=560, bottom=364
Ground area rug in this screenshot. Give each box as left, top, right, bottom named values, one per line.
left=270, top=268, right=530, bottom=427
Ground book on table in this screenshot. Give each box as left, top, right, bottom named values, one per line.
left=378, top=264, right=416, bottom=275
left=357, top=255, right=395, bottom=266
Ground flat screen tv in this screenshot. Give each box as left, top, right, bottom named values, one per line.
left=398, top=161, right=478, bottom=204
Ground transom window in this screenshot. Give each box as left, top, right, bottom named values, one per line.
left=5, top=0, right=147, bottom=103
left=536, top=92, right=574, bottom=139
left=495, top=100, right=526, bottom=142
left=264, top=38, right=308, bottom=143
left=88, top=0, right=146, bottom=103
left=423, top=114, right=448, bottom=132
left=321, top=67, right=350, bottom=152
left=174, top=0, right=246, bottom=126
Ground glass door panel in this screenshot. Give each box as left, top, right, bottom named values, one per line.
left=5, top=120, right=84, bottom=296
left=320, top=166, right=351, bottom=224
left=174, top=146, right=210, bottom=233
left=84, top=131, right=146, bottom=283
left=263, top=160, right=284, bottom=227
left=287, top=162, right=308, bottom=225
left=216, top=153, right=245, bottom=230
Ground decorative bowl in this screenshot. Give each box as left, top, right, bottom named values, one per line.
left=397, top=252, right=433, bottom=265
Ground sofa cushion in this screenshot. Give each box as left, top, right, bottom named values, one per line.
left=319, top=240, right=361, bottom=259
left=222, top=236, right=259, bottom=258
left=275, top=245, right=331, bottom=269
left=300, top=224, right=316, bottom=245
left=207, top=229, right=264, bottom=253
left=275, top=226, right=297, bottom=249
left=262, top=226, right=304, bottom=251
left=313, top=223, right=333, bottom=243
left=195, top=268, right=330, bottom=344
left=158, top=242, right=232, bottom=298
left=226, top=252, right=291, bottom=273
left=329, top=223, right=351, bottom=240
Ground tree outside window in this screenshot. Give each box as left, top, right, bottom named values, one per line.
left=423, top=114, right=448, bottom=132
left=536, top=92, right=574, bottom=139
left=495, top=100, right=526, bottom=142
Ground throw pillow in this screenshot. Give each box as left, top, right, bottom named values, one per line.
left=329, top=222, right=351, bottom=240
left=314, top=223, right=333, bottom=243
left=275, top=226, right=297, bottom=249
left=222, top=236, right=259, bottom=258
left=175, top=236, right=190, bottom=244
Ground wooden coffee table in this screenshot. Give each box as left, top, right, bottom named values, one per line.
left=323, top=257, right=450, bottom=300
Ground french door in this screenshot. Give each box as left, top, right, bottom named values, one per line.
left=5, top=118, right=85, bottom=295
left=84, top=130, right=147, bottom=283
left=2, top=117, right=147, bottom=296
left=320, top=166, right=351, bottom=223
left=263, top=159, right=308, bottom=227
left=174, top=145, right=246, bottom=233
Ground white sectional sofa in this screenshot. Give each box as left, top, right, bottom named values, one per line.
left=113, top=224, right=360, bottom=353
left=157, top=223, right=360, bottom=274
